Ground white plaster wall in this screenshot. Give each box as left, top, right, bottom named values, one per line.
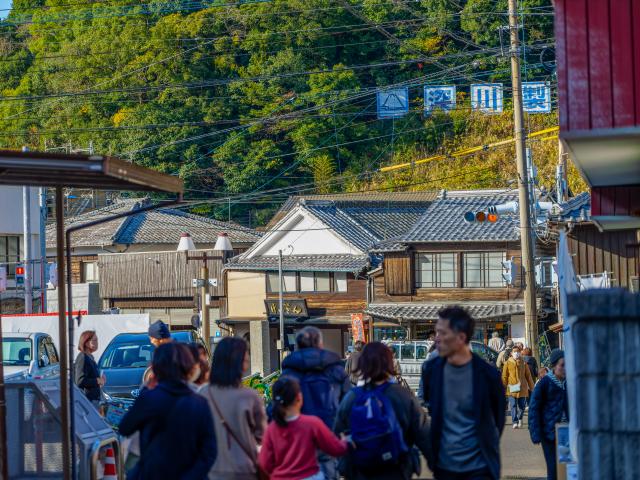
left=510, top=314, right=526, bottom=345
left=248, top=211, right=361, bottom=258
left=226, top=271, right=266, bottom=318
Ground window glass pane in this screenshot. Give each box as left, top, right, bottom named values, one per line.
left=401, top=344, right=416, bottom=360
left=300, top=272, right=314, bottom=292
left=283, top=272, right=297, bottom=292
left=464, top=252, right=506, bottom=287
left=315, top=272, right=330, bottom=292
left=416, top=345, right=428, bottom=360
left=267, top=272, right=280, bottom=293
left=8, top=237, right=19, bottom=261
left=415, top=253, right=458, bottom=287
left=334, top=272, right=347, bottom=292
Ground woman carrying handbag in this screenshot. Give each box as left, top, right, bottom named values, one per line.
left=200, top=338, right=267, bottom=480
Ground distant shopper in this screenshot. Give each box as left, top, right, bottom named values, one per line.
left=522, top=347, right=538, bottom=380
left=422, top=306, right=505, bottom=480
left=259, top=376, right=348, bottom=480
left=119, top=343, right=216, bottom=480
left=488, top=332, right=505, bottom=352
left=200, top=337, right=267, bottom=480
left=282, top=326, right=350, bottom=480
left=345, top=340, right=365, bottom=385
left=502, top=346, right=535, bottom=429
left=186, top=343, right=208, bottom=388
left=496, top=339, right=514, bottom=371
left=74, top=330, right=105, bottom=408
left=335, top=342, right=431, bottom=480
left=529, top=349, right=568, bottom=480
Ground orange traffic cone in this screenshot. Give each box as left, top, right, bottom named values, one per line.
left=103, top=446, right=118, bottom=480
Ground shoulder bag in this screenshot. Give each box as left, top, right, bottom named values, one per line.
left=206, top=389, right=270, bottom=480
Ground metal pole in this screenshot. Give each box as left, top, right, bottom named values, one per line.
left=23, top=187, right=32, bottom=314
left=557, top=140, right=568, bottom=203
left=65, top=224, right=77, bottom=480
left=0, top=296, right=9, bottom=480
left=508, top=0, right=539, bottom=358
left=200, top=259, right=210, bottom=349
left=39, top=188, right=47, bottom=312
left=55, top=187, right=71, bottom=480
left=278, top=249, right=284, bottom=364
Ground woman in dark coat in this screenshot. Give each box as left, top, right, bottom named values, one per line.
left=119, top=342, right=217, bottom=480
left=334, top=342, right=431, bottom=480
left=528, top=349, right=568, bottom=480
left=74, top=330, right=104, bottom=407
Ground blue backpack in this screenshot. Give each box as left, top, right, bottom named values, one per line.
left=298, top=371, right=336, bottom=428
left=349, top=383, right=409, bottom=470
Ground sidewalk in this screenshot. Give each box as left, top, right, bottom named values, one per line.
left=418, top=413, right=546, bottom=479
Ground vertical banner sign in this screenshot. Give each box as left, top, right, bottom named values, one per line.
left=471, top=83, right=503, bottom=113
left=377, top=87, right=409, bottom=119
left=351, top=313, right=365, bottom=342
left=522, top=81, right=551, bottom=113
left=424, top=85, right=456, bottom=114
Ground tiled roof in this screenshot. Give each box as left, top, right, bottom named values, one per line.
left=47, top=198, right=262, bottom=248
left=554, top=192, right=590, bottom=222
left=399, top=190, right=520, bottom=243
left=226, top=254, right=369, bottom=273
left=365, top=301, right=525, bottom=321
left=268, top=191, right=437, bottom=228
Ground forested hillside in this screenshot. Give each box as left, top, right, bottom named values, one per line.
left=0, top=0, right=584, bottom=224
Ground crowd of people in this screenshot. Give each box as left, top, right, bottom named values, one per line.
left=73, top=309, right=568, bottom=480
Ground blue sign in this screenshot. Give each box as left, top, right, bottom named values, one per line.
left=522, top=81, right=551, bottom=113
left=471, top=83, right=503, bottom=113
left=424, top=85, right=456, bottom=114
left=377, top=88, right=409, bottom=119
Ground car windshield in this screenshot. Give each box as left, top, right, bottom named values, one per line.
left=3, top=338, right=32, bottom=366
left=99, top=340, right=154, bottom=369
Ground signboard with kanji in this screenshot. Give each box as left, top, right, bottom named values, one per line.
left=265, top=299, right=309, bottom=319
left=522, top=81, right=551, bottom=113
left=471, top=83, right=503, bottom=113
left=351, top=313, right=365, bottom=342
left=424, top=85, right=456, bottom=114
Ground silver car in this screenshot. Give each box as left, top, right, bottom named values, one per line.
left=3, top=332, right=60, bottom=380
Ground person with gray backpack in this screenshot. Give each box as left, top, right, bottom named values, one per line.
left=334, top=342, right=431, bottom=480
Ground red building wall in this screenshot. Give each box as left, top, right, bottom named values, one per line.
left=555, top=0, right=640, bottom=131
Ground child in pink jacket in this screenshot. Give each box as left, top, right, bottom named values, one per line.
left=258, top=376, right=348, bottom=480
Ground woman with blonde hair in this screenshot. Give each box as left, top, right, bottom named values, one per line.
left=74, top=330, right=105, bottom=408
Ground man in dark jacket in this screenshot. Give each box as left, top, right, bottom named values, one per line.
left=281, top=326, right=350, bottom=480
left=422, top=307, right=505, bottom=480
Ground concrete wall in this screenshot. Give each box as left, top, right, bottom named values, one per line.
left=46, top=283, right=102, bottom=314
left=227, top=271, right=266, bottom=318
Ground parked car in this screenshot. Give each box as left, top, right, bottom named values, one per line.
left=2, top=332, right=60, bottom=380
left=386, top=339, right=499, bottom=392
left=99, top=329, right=208, bottom=399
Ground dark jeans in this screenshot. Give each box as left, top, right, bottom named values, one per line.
left=509, top=396, right=527, bottom=423
left=541, top=439, right=557, bottom=480
left=434, top=468, right=493, bottom=480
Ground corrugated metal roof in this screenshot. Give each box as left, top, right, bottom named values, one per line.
left=226, top=254, right=369, bottom=273
left=47, top=198, right=262, bottom=248
left=365, top=301, right=525, bottom=321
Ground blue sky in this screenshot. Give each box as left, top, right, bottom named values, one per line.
left=0, top=0, right=11, bottom=19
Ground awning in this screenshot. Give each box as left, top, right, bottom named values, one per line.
left=365, top=302, right=526, bottom=322
left=0, top=150, right=183, bottom=193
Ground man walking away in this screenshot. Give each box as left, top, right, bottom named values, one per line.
left=496, top=339, right=514, bottom=371
left=345, top=340, right=365, bottom=386
left=281, top=326, right=350, bottom=480
left=502, top=346, right=535, bottom=429
left=488, top=332, right=505, bottom=353
left=422, top=306, right=505, bottom=480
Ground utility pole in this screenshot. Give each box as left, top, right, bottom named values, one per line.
left=39, top=187, right=47, bottom=312
left=556, top=140, right=568, bottom=203
left=185, top=251, right=222, bottom=350
left=23, top=186, right=32, bottom=314
left=278, top=249, right=285, bottom=365
left=508, top=0, right=538, bottom=358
